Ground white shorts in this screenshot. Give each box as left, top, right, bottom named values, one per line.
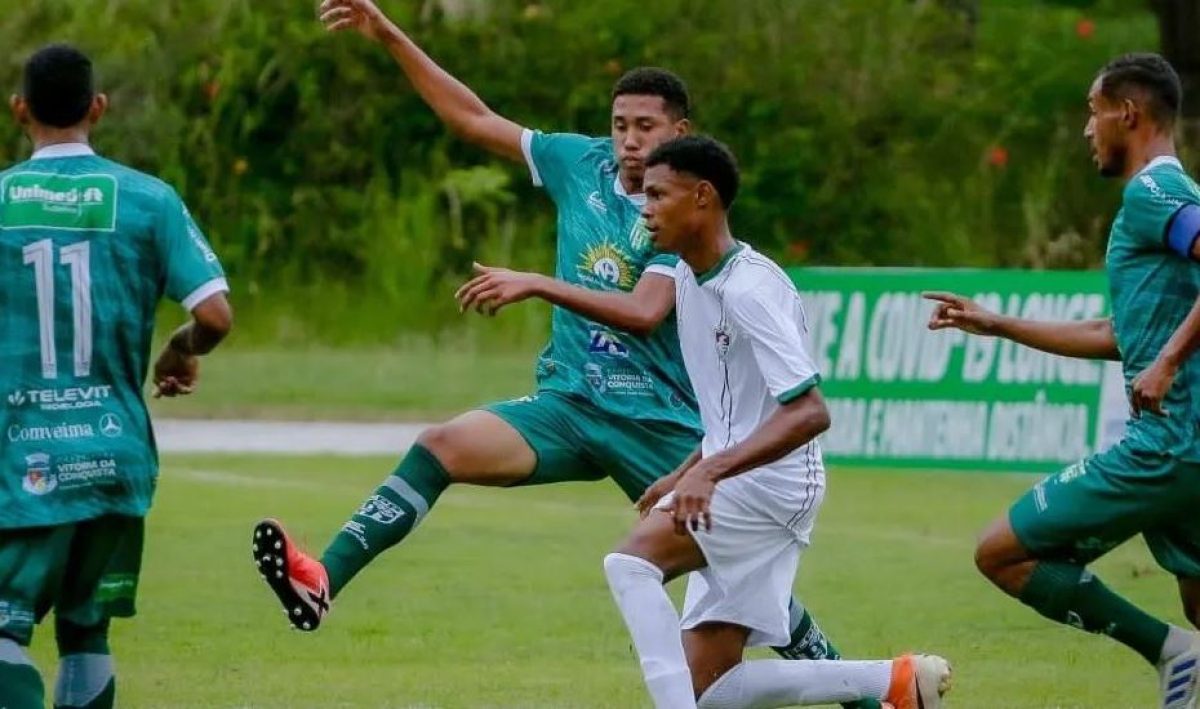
left=656, top=473, right=825, bottom=647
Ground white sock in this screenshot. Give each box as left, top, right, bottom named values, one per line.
left=697, top=659, right=893, bottom=708
left=603, top=552, right=696, bottom=709
left=56, top=653, right=114, bottom=707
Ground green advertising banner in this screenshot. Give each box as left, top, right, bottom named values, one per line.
left=789, top=267, right=1128, bottom=473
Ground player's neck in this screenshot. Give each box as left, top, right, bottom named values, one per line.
left=29, top=128, right=92, bottom=154
left=1123, top=134, right=1177, bottom=180
left=617, top=171, right=643, bottom=197
left=682, top=225, right=738, bottom=277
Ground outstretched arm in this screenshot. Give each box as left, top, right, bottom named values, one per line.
left=923, top=291, right=1120, bottom=361
left=320, top=0, right=524, bottom=162
left=456, top=263, right=676, bottom=337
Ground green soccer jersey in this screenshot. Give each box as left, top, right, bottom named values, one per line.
left=520, top=130, right=699, bottom=430
left=0, top=144, right=226, bottom=529
left=1106, top=156, right=1200, bottom=452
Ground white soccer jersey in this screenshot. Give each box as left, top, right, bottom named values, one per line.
left=674, top=242, right=825, bottom=486
left=667, top=241, right=826, bottom=647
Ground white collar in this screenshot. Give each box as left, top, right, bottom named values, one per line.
left=613, top=174, right=646, bottom=206
left=31, top=143, right=95, bottom=160
left=1137, top=155, right=1183, bottom=176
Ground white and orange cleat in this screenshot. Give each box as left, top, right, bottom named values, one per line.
left=252, top=519, right=331, bottom=632
left=884, top=654, right=952, bottom=709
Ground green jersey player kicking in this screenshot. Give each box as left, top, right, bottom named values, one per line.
left=0, top=45, right=233, bottom=709
left=927, top=53, right=1200, bottom=709
left=251, top=3, right=875, bottom=704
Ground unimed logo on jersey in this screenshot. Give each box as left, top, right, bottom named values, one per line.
left=0, top=172, right=117, bottom=231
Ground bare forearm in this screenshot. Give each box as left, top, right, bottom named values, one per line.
left=993, top=317, right=1120, bottom=361
left=537, top=278, right=661, bottom=336
left=1157, top=295, right=1200, bottom=367
left=672, top=446, right=702, bottom=476
left=168, top=320, right=226, bottom=357
left=704, top=403, right=830, bottom=482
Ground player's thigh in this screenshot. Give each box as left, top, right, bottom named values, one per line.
left=684, top=622, right=751, bottom=697
left=58, top=515, right=144, bottom=629
left=587, top=417, right=702, bottom=502
left=0, top=524, right=74, bottom=645
left=469, top=393, right=607, bottom=488
left=416, top=407, right=539, bottom=485
left=616, top=509, right=707, bottom=582
left=1009, top=444, right=1182, bottom=566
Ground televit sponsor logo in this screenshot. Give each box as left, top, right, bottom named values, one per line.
left=7, top=385, right=112, bottom=411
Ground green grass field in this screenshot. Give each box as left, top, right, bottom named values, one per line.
left=26, top=454, right=1184, bottom=708
left=146, top=345, right=536, bottom=421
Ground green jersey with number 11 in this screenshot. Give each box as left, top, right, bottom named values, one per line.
left=0, top=144, right=227, bottom=529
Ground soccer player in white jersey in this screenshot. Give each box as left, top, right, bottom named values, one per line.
left=599, top=135, right=953, bottom=709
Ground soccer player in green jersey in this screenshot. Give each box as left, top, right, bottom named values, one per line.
left=925, top=53, right=1200, bottom=707
left=252, top=2, right=875, bottom=701
left=0, top=45, right=232, bottom=709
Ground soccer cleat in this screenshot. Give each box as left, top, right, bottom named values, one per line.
left=1159, top=632, right=1200, bottom=709
left=252, top=519, right=331, bottom=632
left=884, top=654, right=952, bottom=709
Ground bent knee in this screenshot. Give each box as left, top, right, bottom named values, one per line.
left=415, top=423, right=460, bottom=465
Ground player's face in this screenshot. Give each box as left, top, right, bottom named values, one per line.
left=642, top=164, right=702, bottom=253
left=1084, top=76, right=1128, bottom=178
left=611, top=95, right=687, bottom=187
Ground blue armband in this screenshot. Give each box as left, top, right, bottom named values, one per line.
left=1165, top=203, right=1200, bottom=259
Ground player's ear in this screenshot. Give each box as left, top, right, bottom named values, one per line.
left=1120, top=97, right=1138, bottom=130
left=10, top=95, right=27, bottom=126
left=695, top=180, right=714, bottom=209
left=674, top=117, right=691, bottom=136
left=89, top=94, right=108, bottom=125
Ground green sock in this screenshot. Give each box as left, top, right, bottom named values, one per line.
left=1020, top=561, right=1169, bottom=665
left=321, top=444, right=450, bottom=597
left=0, top=639, right=45, bottom=709
left=54, top=619, right=114, bottom=709
left=772, top=600, right=882, bottom=709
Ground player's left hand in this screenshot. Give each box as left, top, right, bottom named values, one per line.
left=670, top=467, right=718, bottom=535
left=455, top=262, right=546, bottom=316
left=152, top=346, right=199, bottom=398
left=636, top=471, right=681, bottom=518
left=1130, top=357, right=1176, bottom=418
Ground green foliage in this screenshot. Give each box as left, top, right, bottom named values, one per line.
left=0, top=0, right=1163, bottom=343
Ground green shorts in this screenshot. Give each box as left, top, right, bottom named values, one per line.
left=1010, top=437, right=1200, bottom=579
left=0, top=515, right=144, bottom=646
left=486, top=391, right=702, bottom=502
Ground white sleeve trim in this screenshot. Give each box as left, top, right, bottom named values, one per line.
left=520, top=129, right=543, bottom=187
left=644, top=264, right=677, bottom=278
left=181, top=277, right=229, bottom=311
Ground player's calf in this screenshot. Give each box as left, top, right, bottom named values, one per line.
left=54, top=619, right=114, bottom=709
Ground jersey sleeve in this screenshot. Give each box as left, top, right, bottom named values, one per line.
left=644, top=251, right=680, bottom=279
left=1123, top=171, right=1200, bottom=252
left=728, top=283, right=821, bottom=404
left=157, top=189, right=228, bottom=310
left=520, top=129, right=593, bottom=200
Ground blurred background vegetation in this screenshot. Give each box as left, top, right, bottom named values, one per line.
left=0, top=0, right=1189, bottom=348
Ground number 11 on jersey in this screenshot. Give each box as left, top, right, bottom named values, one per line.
left=22, top=238, right=93, bottom=379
